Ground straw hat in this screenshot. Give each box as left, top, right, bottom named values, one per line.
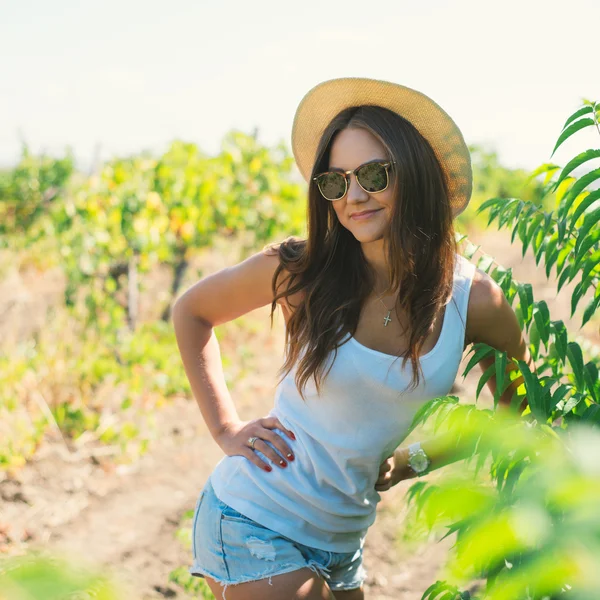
left=291, top=77, right=472, bottom=216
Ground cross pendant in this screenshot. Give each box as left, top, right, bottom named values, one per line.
left=383, top=312, right=392, bottom=326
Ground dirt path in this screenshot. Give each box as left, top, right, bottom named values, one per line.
left=2, top=229, right=596, bottom=599
left=6, top=369, right=474, bottom=600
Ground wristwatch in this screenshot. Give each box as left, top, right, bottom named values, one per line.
left=407, top=442, right=430, bottom=475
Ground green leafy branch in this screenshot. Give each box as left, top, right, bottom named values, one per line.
left=475, top=101, right=600, bottom=327
left=455, top=236, right=599, bottom=425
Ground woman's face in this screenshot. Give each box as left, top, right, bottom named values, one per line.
left=326, top=127, right=395, bottom=243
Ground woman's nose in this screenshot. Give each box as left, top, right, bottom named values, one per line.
left=346, top=174, right=368, bottom=202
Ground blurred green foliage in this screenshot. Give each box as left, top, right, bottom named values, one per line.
left=456, top=144, right=547, bottom=232
left=0, top=552, right=124, bottom=600
left=409, top=98, right=600, bottom=600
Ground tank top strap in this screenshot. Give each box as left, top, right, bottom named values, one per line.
left=453, top=253, right=477, bottom=320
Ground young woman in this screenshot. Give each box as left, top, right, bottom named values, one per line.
left=172, top=77, right=530, bottom=600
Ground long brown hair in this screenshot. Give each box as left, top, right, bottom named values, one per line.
left=265, top=105, right=457, bottom=401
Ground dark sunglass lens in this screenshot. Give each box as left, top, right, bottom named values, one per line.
left=357, top=163, right=388, bottom=192
left=317, top=172, right=346, bottom=200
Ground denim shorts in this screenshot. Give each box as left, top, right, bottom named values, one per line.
left=189, top=476, right=367, bottom=599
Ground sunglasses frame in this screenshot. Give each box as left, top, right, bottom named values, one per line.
left=312, top=160, right=396, bottom=201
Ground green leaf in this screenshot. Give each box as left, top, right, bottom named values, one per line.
left=550, top=117, right=596, bottom=157
left=544, top=233, right=560, bottom=278
left=555, top=244, right=576, bottom=276
left=462, top=343, right=496, bottom=378
left=493, top=267, right=514, bottom=300
left=557, top=265, right=572, bottom=294
left=462, top=242, right=480, bottom=260
left=533, top=213, right=554, bottom=265
left=554, top=177, right=577, bottom=207
left=533, top=301, right=550, bottom=347
left=569, top=265, right=598, bottom=306
left=584, top=362, right=599, bottom=403
left=529, top=318, right=541, bottom=360
left=563, top=392, right=583, bottom=415
left=477, top=363, right=496, bottom=401
left=567, top=342, right=585, bottom=389
left=560, top=167, right=600, bottom=218
left=576, top=206, right=600, bottom=251
left=533, top=227, right=547, bottom=264
left=498, top=198, right=520, bottom=229
left=551, top=320, right=568, bottom=363
left=512, top=204, right=535, bottom=245
left=579, top=248, right=600, bottom=286
left=486, top=203, right=504, bottom=227
left=526, top=163, right=561, bottom=186
left=517, top=283, right=534, bottom=326
left=557, top=217, right=568, bottom=245
left=568, top=189, right=600, bottom=232
left=573, top=225, right=600, bottom=269
left=406, top=396, right=459, bottom=435
left=494, top=351, right=508, bottom=407
left=582, top=293, right=600, bottom=328
left=550, top=383, right=571, bottom=412
left=517, top=360, right=545, bottom=422
left=523, top=212, right=544, bottom=257
left=558, top=106, right=597, bottom=135
left=476, top=196, right=505, bottom=215
left=571, top=279, right=585, bottom=317
left=476, top=254, right=495, bottom=274
left=405, top=480, right=429, bottom=507
left=551, top=148, right=600, bottom=192
left=582, top=404, right=600, bottom=425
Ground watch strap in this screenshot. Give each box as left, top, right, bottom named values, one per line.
left=408, top=442, right=422, bottom=456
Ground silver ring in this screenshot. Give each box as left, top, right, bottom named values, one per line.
left=248, top=436, right=259, bottom=450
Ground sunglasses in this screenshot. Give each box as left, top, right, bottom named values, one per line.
left=313, top=160, right=396, bottom=201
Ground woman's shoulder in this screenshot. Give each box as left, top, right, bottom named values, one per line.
left=464, top=263, right=515, bottom=345
left=468, top=267, right=505, bottom=314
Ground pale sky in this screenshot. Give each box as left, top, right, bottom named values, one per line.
left=2, top=0, right=599, bottom=175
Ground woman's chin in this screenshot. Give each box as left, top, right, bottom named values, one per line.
left=353, top=231, right=386, bottom=244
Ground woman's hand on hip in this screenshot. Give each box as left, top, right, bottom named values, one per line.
left=374, top=447, right=418, bottom=492
left=216, top=417, right=296, bottom=473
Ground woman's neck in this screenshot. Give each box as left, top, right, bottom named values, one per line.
left=361, top=240, right=394, bottom=295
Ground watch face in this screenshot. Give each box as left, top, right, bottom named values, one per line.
left=409, top=449, right=430, bottom=473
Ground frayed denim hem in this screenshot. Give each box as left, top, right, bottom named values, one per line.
left=328, top=563, right=367, bottom=592
left=189, top=559, right=332, bottom=600
left=329, top=581, right=365, bottom=592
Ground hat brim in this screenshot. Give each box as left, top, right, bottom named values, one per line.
left=291, top=77, right=472, bottom=217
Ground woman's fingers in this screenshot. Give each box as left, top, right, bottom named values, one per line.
left=241, top=447, right=272, bottom=472
left=258, top=428, right=295, bottom=463
left=380, top=460, right=392, bottom=473
left=253, top=438, right=289, bottom=468
left=259, top=417, right=296, bottom=460
left=262, top=416, right=296, bottom=441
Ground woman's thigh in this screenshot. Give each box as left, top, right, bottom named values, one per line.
left=204, top=568, right=336, bottom=600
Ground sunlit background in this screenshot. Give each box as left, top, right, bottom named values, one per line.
left=2, top=0, right=599, bottom=172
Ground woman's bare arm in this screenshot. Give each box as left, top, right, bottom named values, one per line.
left=172, top=247, right=285, bottom=442
left=465, top=268, right=532, bottom=410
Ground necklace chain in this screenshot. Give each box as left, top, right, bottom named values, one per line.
left=375, top=289, right=396, bottom=327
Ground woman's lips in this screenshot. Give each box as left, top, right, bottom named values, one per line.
left=350, top=209, right=382, bottom=221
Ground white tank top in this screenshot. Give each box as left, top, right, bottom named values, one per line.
left=209, top=254, right=476, bottom=552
